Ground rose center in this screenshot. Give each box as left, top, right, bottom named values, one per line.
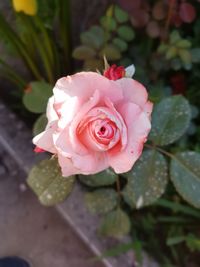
left=76, top=106, right=124, bottom=152
left=100, top=126, right=106, bottom=134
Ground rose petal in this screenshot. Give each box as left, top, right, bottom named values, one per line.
left=46, top=96, right=58, bottom=123
left=108, top=102, right=151, bottom=173
left=58, top=150, right=108, bottom=176
left=58, top=154, right=80, bottom=177
left=116, top=78, right=148, bottom=108
left=143, top=100, right=153, bottom=119
left=72, top=151, right=109, bottom=174
left=53, top=90, right=100, bottom=157
left=33, top=121, right=57, bottom=154
left=53, top=72, right=123, bottom=110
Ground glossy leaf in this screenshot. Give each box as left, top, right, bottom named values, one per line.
left=84, top=58, right=103, bottom=71
left=117, top=26, right=135, bottom=41
left=113, top=38, right=128, bottom=52
left=122, top=150, right=168, bottom=208
left=85, top=189, right=118, bottom=214
left=191, top=48, right=200, bottom=63
left=100, top=44, right=121, bottom=60
left=114, top=6, right=129, bottom=23
left=170, top=31, right=181, bottom=44
left=79, top=169, right=117, bottom=187
left=27, top=158, right=75, bottom=206
left=166, top=47, right=177, bottom=60
left=176, top=39, right=191, bottom=49
left=72, top=45, right=96, bottom=60
left=100, top=16, right=117, bottom=31
left=149, top=95, right=191, bottom=146
left=81, top=26, right=104, bottom=49
left=170, top=152, right=200, bottom=208
left=178, top=49, right=192, bottom=65
left=33, top=113, right=47, bottom=136
left=99, top=208, right=131, bottom=238
left=23, top=81, right=52, bottom=113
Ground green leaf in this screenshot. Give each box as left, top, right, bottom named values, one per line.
left=79, top=169, right=117, bottom=187
left=191, top=48, right=200, bottom=63
left=176, top=39, right=191, bottom=49
left=113, top=38, right=128, bottom=52
left=149, top=95, right=191, bottom=146
left=83, top=59, right=103, bottom=71
left=166, top=236, right=186, bottom=246
left=33, top=113, right=47, bottom=136
left=122, top=150, right=168, bottom=208
left=156, top=199, right=200, bottom=219
left=85, top=189, right=118, bottom=214
left=99, top=44, right=121, bottom=60
left=81, top=26, right=104, bottom=49
left=23, top=81, right=52, bottom=113
left=166, top=47, right=177, bottom=60
left=27, top=158, right=75, bottom=206
left=186, top=234, right=200, bottom=252
left=170, top=31, right=181, bottom=44
left=114, top=6, right=129, bottom=23
left=72, top=45, right=96, bottom=60
left=99, top=208, right=131, bottom=238
left=170, top=151, right=200, bottom=208
left=158, top=43, right=168, bottom=54
left=100, top=16, right=117, bottom=31
left=117, top=26, right=135, bottom=42
left=178, top=49, right=192, bottom=65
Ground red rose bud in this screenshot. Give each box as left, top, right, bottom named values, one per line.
left=104, top=64, right=125, bottom=80
left=34, top=146, right=45, bottom=153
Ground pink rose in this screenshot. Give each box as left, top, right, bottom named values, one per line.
left=33, top=70, right=153, bottom=176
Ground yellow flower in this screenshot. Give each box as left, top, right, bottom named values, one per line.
left=12, top=0, right=37, bottom=16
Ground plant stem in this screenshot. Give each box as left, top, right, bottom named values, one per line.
left=145, top=143, right=175, bottom=159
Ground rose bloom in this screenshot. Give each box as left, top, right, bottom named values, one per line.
left=33, top=66, right=153, bottom=177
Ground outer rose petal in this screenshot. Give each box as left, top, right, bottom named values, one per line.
left=72, top=151, right=109, bottom=174
left=33, top=121, right=57, bottom=154
left=46, top=96, right=58, bottom=123
left=55, top=95, right=80, bottom=130
left=108, top=102, right=151, bottom=173
left=53, top=72, right=123, bottom=125
left=143, top=101, right=153, bottom=119
left=116, top=78, right=148, bottom=108
left=58, top=152, right=108, bottom=176
left=58, top=154, right=80, bottom=177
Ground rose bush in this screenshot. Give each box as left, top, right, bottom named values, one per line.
left=33, top=68, right=153, bottom=177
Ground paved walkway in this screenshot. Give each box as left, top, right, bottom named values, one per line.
left=0, top=145, right=104, bottom=267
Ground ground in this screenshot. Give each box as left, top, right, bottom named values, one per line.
left=0, top=145, right=104, bottom=267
